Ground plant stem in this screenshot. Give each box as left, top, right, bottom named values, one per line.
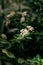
left=0, top=0, right=5, bottom=35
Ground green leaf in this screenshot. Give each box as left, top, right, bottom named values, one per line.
left=36, top=36, right=41, bottom=42
left=18, top=58, right=25, bottom=64
left=25, top=37, right=32, bottom=40
left=5, top=62, right=13, bottom=65
left=2, top=49, right=15, bottom=58
left=40, top=46, right=43, bottom=50
left=0, top=61, right=2, bottom=65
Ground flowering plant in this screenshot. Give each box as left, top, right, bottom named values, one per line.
left=0, top=0, right=43, bottom=65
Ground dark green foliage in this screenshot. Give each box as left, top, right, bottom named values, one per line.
left=0, top=0, right=43, bottom=65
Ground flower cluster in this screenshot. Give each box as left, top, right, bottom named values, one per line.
left=27, top=26, right=34, bottom=31
left=20, top=29, right=28, bottom=37
left=20, top=26, right=34, bottom=37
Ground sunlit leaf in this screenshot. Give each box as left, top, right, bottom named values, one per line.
left=18, top=58, right=25, bottom=64
left=2, top=49, right=15, bottom=58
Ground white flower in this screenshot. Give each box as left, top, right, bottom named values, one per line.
left=20, top=29, right=28, bottom=37
left=20, top=16, right=25, bottom=22
left=27, top=26, right=34, bottom=31
left=6, top=11, right=15, bottom=18
left=21, top=11, right=27, bottom=16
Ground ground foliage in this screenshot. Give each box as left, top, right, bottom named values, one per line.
left=0, top=0, right=43, bottom=65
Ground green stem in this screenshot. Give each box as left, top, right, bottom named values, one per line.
left=1, top=0, right=4, bottom=9
left=0, top=0, right=5, bottom=35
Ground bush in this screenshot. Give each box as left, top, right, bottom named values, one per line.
left=0, top=0, right=43, bottom=65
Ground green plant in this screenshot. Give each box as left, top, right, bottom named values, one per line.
left=0, top=0, right=43, bottom=65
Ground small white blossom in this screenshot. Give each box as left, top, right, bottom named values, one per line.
left=20, top=29, right=28, bottom=37
left=21, top=11, right=27, bottom=16
left=27, top=26, right=34, bottom=31
left=20, top=16, right=25, bottom=22
left=6, top=11, right=15, bottom=18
